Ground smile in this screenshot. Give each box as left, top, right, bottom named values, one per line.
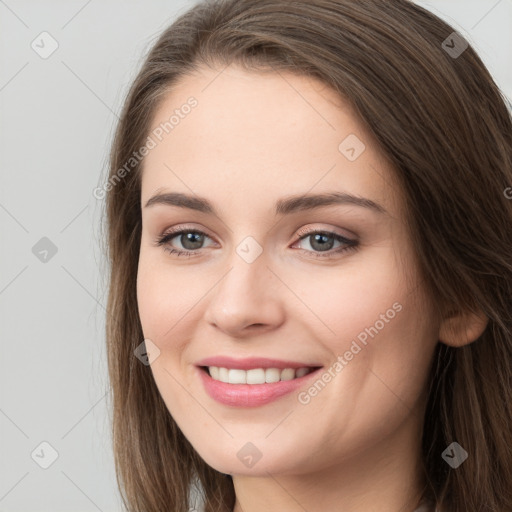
left=204, top=366, right=317, bottom=384
left=197, top=365, right=323, bottom=407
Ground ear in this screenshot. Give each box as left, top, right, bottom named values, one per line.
left=438, top=307, right=489, bottom=347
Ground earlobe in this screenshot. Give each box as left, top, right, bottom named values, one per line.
left=438, top=307, right=489, bottom=347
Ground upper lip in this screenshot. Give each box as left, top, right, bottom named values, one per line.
left=195, top=356, right=323, bottom=370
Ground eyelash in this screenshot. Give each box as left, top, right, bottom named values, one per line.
left=155, top=225, right=359, bottom=260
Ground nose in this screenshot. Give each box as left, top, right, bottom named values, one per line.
left=203, top=247, right=286, bottom=337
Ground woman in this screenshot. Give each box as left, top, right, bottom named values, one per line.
left=101, top=0, right=512, bottom=510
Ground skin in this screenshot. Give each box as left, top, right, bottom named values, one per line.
left=136, top=64, right=488, bottom=512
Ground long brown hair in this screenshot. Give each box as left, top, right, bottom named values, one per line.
left=100, top=1, right=512, bottom=510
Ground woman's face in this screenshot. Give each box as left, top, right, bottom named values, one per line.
left=136, top=64, right=440, bottom=477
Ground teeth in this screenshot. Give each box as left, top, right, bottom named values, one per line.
left=207, top=366, right=313, bottom=384
left=295, top=367, right=309, bottom=378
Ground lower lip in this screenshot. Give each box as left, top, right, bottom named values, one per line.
left=197, top=366, right=323, bottom=407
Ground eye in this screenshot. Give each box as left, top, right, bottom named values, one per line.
left=292, top=228, right=359, bottom=258
left=154, top=227, right=215, bottom=257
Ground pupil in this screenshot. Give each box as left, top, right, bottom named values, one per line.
left=311, top=233, right=333, bottom=251
left=182, top=232, right=203, bottom=250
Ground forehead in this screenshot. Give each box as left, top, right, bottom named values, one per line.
left=140, top=64, right=402, bottom=218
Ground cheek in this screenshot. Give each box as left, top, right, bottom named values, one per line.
left=286, top=247, right=406, bottom=349
left=290, top=245, right=435, bottom=394
left=136, top=253, right=204, bottom=415
left=136, top=250, right=204, bottom=342
left=136, top=257, right=164, bottom=340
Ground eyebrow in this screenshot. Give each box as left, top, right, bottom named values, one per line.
left=144, top=191, right=388, bottom=216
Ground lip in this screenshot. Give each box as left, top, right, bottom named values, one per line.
left=195, top=356, right=322, bottom=370
left=196, top=365, right=324, bottom=407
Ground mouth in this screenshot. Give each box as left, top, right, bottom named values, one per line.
left=196, top=362, right=324, bottom=407
left=199, top=365, right=321, bottom=384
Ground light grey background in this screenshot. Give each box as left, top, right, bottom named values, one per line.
left=0, top=1, right=510, bottom=510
